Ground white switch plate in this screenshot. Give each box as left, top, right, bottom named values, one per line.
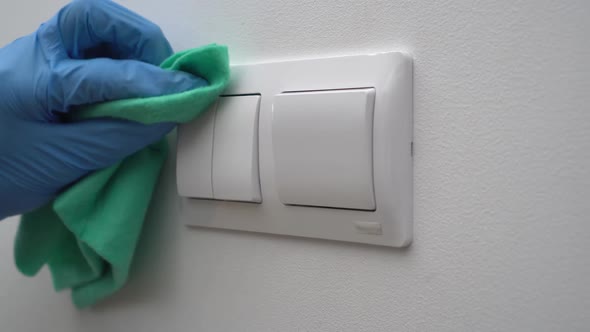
left=178, top=51, right=413, bottom=247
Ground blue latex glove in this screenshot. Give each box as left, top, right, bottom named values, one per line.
left=0, top=0, right=207, bottom=219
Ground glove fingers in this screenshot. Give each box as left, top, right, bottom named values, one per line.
left=52, top=58, right=207, bottom=112
left=55, top=0, right=173, bottom=64
left=0, top=119, right=172, bottom=208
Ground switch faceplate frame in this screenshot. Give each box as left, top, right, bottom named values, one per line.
left=177, top=51, right=413, bottom=247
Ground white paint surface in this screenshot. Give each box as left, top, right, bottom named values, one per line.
left=1, top=0, right=589, bottom=331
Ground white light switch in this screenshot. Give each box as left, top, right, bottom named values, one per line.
left=176, top=102, right=216, bottom=199
left=178, top=51, right=413, bottom=247
left=272, top=89, right=376, bottom=210
left=212, top=95, right=262, bottom=202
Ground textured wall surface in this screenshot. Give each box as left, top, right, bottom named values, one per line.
left=1, top=0, right=589, bottom=331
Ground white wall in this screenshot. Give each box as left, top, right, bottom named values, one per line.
left=1, top=0, right=589, bottom=331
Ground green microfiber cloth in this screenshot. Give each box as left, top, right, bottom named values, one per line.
left=14, top=44, right=230, bottom=308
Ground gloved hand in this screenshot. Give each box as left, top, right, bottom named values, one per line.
left=0, top=0, right=207, bottom=219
